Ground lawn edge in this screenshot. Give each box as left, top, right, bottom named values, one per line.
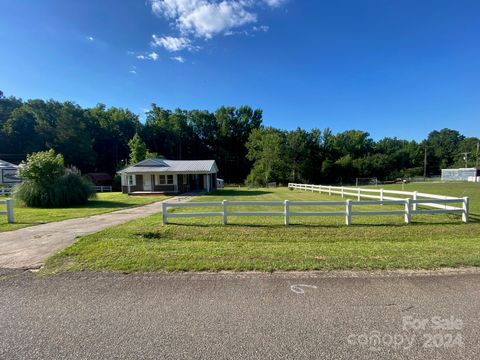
left=0, top=197, right=169, bottom=234
left=36, top=266, right=480, bottom=278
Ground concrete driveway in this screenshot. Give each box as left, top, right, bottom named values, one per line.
left=0, top=196, right=194, bottom=269
left=0, top=269, right=479, bottom=359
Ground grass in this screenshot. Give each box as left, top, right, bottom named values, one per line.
left=42, top=182, right=480, bottom=274
left=0, top=192, right=168, bottom=232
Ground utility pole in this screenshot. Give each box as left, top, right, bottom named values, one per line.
left=423, top=148, right=427, bottom=181
left=476, top=141, right=479, bottom=169
left=476, top=141, right=479, bottom=183
left=461, top=152, right=470, bottom=168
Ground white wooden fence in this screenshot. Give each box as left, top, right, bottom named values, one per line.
left=288, top=183, right=463, bottom=211
left=92, top=186, right=113, bottom=192
left=162, top=196, right=469, bottom=226
left=0, top=199, right=14, bottom=223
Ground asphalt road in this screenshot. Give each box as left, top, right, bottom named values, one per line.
left=1, top=269, right=479, bottom=359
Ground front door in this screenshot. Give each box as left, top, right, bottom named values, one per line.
left=144, top=174, right=153, bottom=191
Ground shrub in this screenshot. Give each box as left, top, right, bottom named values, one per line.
left=14, top=150, right=95, bottom=208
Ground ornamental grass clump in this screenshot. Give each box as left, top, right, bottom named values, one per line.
left=14, top=149, right=95, bottom=207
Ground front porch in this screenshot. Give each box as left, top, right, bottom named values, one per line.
left=121, top=173, right=217, bottom=195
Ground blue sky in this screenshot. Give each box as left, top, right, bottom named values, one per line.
left=0, top=0, right=479, bottom=140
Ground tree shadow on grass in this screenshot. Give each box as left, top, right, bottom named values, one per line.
left=164, top=219, right=476, bottom=228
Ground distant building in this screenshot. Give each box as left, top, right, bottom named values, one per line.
left=441, top=168, right=479, bottom=182
left=85, top=173, right=113, bottom=186
left=0, top=160, right=20, bottom=185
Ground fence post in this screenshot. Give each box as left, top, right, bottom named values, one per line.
left=404, top=198, right=411, bottom=224
left=380, top=188, right=384, bottom=202
left=223, top=200, right=228, bottom=225
left=345, top=200, right=352, bottom=225
left=328, top=185, right=332, bottom=196
left=413, top=191, right=417, bottom=211
left=462, top=197, right=469, bottom=223
left=6, top=199, right=14, bottom=223
left=357, top=188, right=361, bottom=201
left=284, top=200, right=290, bottom=226
left=162, top=202, right=167, bottom=225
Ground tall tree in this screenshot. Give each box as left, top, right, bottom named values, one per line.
left=128, top=133, right=147, bottom=164
left=246, top=127, right=287, bottom=186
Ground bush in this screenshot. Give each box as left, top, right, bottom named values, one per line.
left=14, top=150, right=95, bottom=208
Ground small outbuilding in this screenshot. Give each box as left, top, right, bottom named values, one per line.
left=118, top=158, right=219, bottom=194
left=85, top=172, right=113, bottom=186
left=441, top=168, right=479, bottom=182
left=0, top=160, right=20, bottom=185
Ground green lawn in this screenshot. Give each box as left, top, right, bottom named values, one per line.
left=0, top=192, right=168, bottom=232
left=42, top=182, right=480, bottom=274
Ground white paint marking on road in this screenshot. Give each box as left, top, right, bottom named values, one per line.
left=290, top=284, right=318, bottom=294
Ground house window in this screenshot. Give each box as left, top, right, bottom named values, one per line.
left=128, top=175, right=135, bottom=186
left=158, top=175, right=174, bottom=185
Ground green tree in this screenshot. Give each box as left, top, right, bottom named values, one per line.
left=422, top=128, right=465, bottom=173
left=15, top=149, right=94, bottom=207
left=18, top=149, right=64, bottom=186
left=128, top=133, right=147, bottom=164
left=246, top=127, right=287, bottom=186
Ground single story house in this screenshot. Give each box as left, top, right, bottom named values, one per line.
left=0, top=159, right=20, bottom=185
left=118, top=158, right=219, bottom=194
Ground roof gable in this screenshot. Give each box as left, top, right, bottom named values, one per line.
left=134, top=158, right=169, bottom=167
left=0, top=160, right=18, bottom=169
left=119, top=159, right=218, bottom=174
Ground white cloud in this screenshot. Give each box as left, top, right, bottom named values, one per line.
left=253, top=25, right=269, bottom=32
left=171, top=56, right=186, bottom=63
left=179, top=1, right=257, bottom=39
left=149, top=0, right=258, bottom=39
left=152, top=35, right=193, bottom=52
left=148, top=52, right=159, bottom=61
left=135, top=52, right=159, bottom=61
left=87, top=36, right=94, bottom=41
left=146, top=0, right=286, bottom=58
left=263, top=0, right=286, bottom=7
left=129, top=70, right=137, bottom=74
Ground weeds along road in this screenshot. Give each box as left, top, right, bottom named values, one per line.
left=0, top=269, right=479, bottom=360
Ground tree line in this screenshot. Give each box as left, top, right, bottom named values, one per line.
left=245, top=127, right=478, bottom=185
left=0, top=91, right=478, bottom=185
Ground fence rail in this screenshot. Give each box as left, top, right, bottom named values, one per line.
left=288, top=183, right=461, bottom=210
left=162, top=195, right=469, bottom=226
left=0, top=199, right=14, bottom=223
left=0, top=188, right=12, bottom=196
left=92, top=186, right=112, bottom=192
